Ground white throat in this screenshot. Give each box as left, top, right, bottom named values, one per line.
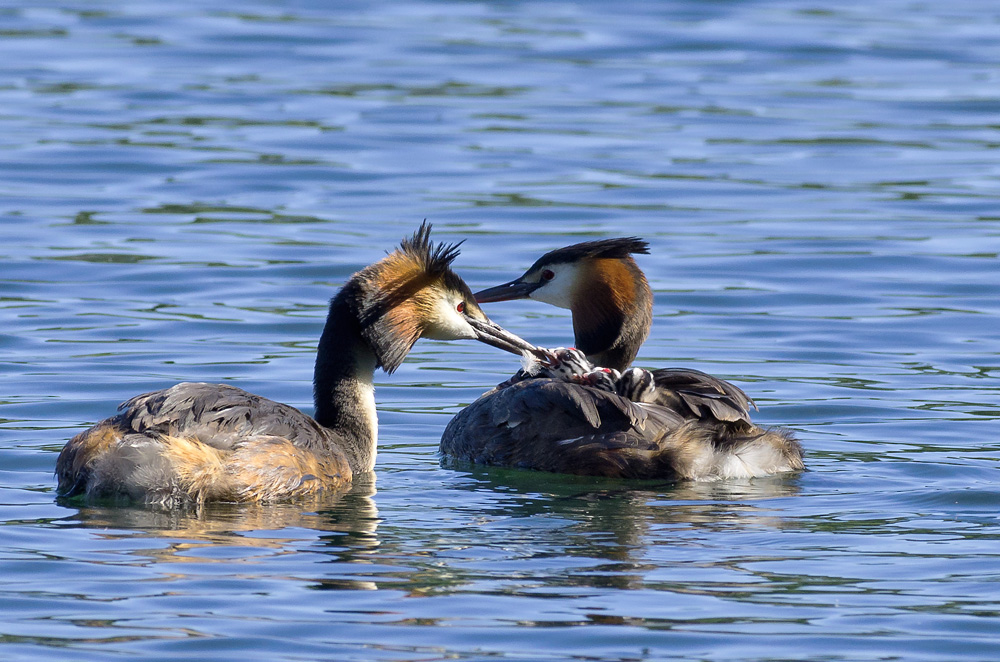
left=529, top=262, right=582, bottom=310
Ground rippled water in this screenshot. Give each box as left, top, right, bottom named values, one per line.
left=2, top=1, right=999, bottom=660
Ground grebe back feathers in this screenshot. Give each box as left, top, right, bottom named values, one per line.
left=441, top=237, right=803, bottom=481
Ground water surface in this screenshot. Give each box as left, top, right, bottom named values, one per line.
left=2, top=1, right=999, bottom=660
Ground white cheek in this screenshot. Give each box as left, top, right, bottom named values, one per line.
left=529, top=263, right=580, bottom=309
left=422, top=298, right=476, bottom=340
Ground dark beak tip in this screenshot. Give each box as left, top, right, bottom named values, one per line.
left=474, top=280, right=538, bottom=304
left=474, top=286, right=513, bottom=304
left=466, top=316, right=539, bottom=356
left=474, top=292, right=512, bottom=304
left=475, top=294, right=512, bottom=304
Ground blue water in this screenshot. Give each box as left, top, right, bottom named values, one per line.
left=2, top=1, right=999, bottom=660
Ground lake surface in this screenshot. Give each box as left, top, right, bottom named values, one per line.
left=2, top=1, right=999, bottom=660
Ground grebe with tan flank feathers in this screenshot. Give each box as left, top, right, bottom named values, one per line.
left=57, top=223, right=540, bottom=506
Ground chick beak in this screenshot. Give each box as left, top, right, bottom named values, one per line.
left=474, top=278, right=543, bottom=303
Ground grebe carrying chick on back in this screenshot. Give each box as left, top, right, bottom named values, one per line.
left=56, top=223, right=544, bottom=506
left=441, top=237, right=803, bottom=481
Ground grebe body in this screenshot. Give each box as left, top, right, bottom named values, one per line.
left=441, top=238, right=803, bottom=481
left=57, top=224, right=536, bottom=506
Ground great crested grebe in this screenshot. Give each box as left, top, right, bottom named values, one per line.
left=440, top=237, right=803, bottom=481
left=57, top=223, right=540, bottom=506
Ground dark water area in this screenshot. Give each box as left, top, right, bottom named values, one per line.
left=2, top=1, right=999, bottom=660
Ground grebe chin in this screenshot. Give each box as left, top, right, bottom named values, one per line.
left=57, top=223, right=540, bottom=506
left=440, top=237, right=803, bottom=481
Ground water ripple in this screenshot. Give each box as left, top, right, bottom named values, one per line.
left=2, top=0, right=1000, bottom=660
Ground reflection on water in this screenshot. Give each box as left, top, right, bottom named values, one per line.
left=63, top=482, right=377, bottom=543
left=60, top=481, right=381, bottom=588
left=55, top=471, right=803, bottom=599
left=45, top=469, right=809, bottom=632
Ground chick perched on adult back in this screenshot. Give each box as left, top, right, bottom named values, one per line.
left=441, top=238, right=803, bottom=481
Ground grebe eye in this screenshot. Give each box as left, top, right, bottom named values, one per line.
left=456, top=301, right=465, bottom=313
left=541, top=269, right=555, bottom=281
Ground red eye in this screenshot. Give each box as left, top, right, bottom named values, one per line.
left=541, top=269, right=555, bottom=281
left=457, top=301, right=465, bottom=313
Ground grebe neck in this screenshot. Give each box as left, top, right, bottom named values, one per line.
left=571, top=257, right=652, bottom=372
left=313, top=287, right=379, bottom=474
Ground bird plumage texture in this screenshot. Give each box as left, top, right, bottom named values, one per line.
left=441, top=237, right=804, bottom=481
left=58, top=223, right=534, bottom=506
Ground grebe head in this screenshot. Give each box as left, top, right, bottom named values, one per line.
left=351, top=222, right=539, bottom=373
left=474, top=237, right=652, bottom=371
left=474, top=237, right=650, bottom=308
